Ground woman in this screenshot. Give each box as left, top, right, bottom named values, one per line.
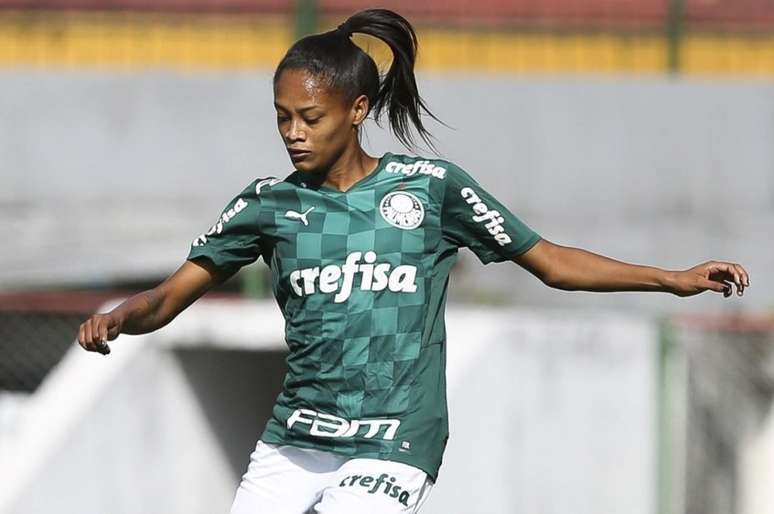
left=77, top=8, right=750, bottom=514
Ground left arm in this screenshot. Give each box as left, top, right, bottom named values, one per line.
left=513, top=239, right=750, bottom=298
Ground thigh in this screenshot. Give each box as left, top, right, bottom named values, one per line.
left=313, top=458, right=434, bottom=514
left=230, top=441, right=343, bottom=514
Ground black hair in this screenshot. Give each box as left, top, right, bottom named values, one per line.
left=274, top=8, right=439, bottom=152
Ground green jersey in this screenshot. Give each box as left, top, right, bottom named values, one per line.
left=187, top=152, right=540, bottom=480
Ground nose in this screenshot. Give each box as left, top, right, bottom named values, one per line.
left=285, top=119, right=305, bottom=143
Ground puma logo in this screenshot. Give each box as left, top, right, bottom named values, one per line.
left=285, top=207, right=314, bottom=226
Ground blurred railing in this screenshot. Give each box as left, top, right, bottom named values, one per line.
left=667, top=313, right=774, bottom=514
left=0, top=1, right=772, bottom=74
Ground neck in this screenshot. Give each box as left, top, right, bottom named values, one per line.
left=322, top=143, right=379, bottom=192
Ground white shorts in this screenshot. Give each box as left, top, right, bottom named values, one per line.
left=229, top=440, right=434, bottom=514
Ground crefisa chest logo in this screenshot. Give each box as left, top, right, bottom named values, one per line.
left=379, top=191, right=424, bottom=230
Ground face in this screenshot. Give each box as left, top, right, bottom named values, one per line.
left=274, top=68, right=368, bottom=173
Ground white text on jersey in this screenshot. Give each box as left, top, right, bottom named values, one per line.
left=192, top=197, right=248, bottom=246
left=289, top=251, right=417, bottom=303
left=460, top=187, right=513, bottom=247
left=287, top=409, right=401, bottom=440
left=256, top=177, right=281, bottom=194
left=385, top=160, right=446, bottom=179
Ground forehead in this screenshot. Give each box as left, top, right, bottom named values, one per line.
left=274, top=68, right=342, bottom=109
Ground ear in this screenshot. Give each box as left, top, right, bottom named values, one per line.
left=351, top=94, right=370, bottom=127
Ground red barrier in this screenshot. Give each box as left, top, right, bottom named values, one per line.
left=0, top=0, right=290, bottom=13
left=0, top=0, right=772, bottom=30
left=684, top=0, right=774, bottom=30
left=321, top=0, right=668, bottom=23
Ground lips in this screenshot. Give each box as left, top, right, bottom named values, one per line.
left=288, top=148, right=311, bottom=160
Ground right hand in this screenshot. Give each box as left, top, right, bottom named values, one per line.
left=78, top=312, right=123, bottom=355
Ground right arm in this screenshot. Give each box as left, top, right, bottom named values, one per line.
left=78, top=177, right=270, bottom=354
left=77, top=258, right=229, bottom=354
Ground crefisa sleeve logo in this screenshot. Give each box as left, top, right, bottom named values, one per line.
left=379, top=191, right=424, bottom=230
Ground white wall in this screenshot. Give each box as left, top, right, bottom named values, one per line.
left=740, top=406, right=774, bottom=514
left=433, top=308, right=656, bottom=514
left=0, top=302, right=657, bottom=514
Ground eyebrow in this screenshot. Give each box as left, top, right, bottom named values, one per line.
left=274, top=103, right=321, bottom=114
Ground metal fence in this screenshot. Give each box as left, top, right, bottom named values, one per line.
left=0, top=311, right=82, bottom=391
left=0, top=292, right=124, bottom=392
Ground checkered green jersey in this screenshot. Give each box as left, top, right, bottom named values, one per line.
left=187, top=152, right=540, bottom=480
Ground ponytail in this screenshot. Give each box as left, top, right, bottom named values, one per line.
left=274, top=8, right=439, bottom=152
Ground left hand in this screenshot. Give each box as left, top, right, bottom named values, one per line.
left=668, top=261, right=750, bottom=298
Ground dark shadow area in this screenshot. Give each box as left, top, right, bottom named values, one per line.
left=174, top=348, right=287, bottom=476
left=0, top=311, right=86, bottom=392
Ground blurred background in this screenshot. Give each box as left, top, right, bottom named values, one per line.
left=0, top=1, right=773, bottom=513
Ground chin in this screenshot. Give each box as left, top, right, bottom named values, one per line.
left=293, top=161, right=317, bottom=173
left=291, top=156, right=327, bottom=174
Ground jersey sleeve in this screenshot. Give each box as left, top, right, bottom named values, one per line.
left=186, top=178, right=266, bottom=272
left=441, top=163, right=541, bottom=264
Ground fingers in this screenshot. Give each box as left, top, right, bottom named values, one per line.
left=721, top=263, right=743, bottom=295
left=706, top=261, right=750, bottom=297
left=698, top=277, right=730, bottom=295
left=95, top=317, right=111, bottom=354
left=735, top=264, right=749, bottom=294
left=77, top=314, right=113, bottom=355
left=98, top=318, right=108, bottom=345
left=84, top=318, right=94, bottom=347
left=734, top=263, right=750, bottom=289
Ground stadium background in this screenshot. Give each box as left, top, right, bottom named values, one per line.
left=0, top=1, right=772, bottom=513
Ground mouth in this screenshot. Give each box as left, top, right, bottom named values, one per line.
left=288, top=148, right=311, bottom=161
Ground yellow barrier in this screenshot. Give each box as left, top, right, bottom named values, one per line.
left=1, top=11, right=773, bottom=75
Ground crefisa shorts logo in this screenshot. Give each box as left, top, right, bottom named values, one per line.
left=380, top=191, right=424, bottom=230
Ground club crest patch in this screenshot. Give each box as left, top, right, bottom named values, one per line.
left=379, top=191, right=424, bottom=230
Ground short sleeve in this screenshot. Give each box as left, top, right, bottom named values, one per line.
left=187, top=178, right=267, bottom=272
left=442, top=163, right=541, bottom=264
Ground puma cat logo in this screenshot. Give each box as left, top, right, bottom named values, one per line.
left=285, top=207, right=315, bottom=226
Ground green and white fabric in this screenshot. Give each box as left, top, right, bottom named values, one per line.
left=188, top=153, right=541, bottom=480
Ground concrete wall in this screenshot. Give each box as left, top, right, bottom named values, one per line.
left=1, top=72, right=771, bottom=314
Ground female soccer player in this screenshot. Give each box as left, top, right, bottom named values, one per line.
left=77, top=8, right=750, bottom=514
